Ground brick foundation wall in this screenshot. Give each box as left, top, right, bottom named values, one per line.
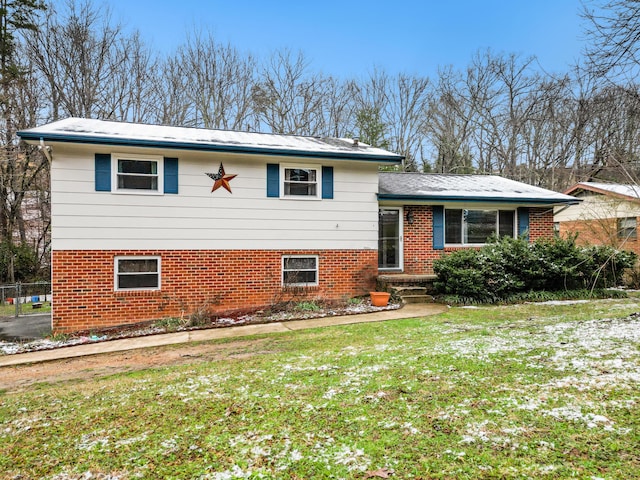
left=401, top=206, right=555, bottom=275
left=52, top=249, right=377, bottom=333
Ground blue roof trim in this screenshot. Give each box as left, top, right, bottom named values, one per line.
left=19, top=131, right=403, bottom=164
left=377, top=193, right=579, bottom=205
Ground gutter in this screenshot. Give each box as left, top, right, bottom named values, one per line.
left=377, top=193, right=581, bottom=206
left=18, top=131, right=404, bottom=164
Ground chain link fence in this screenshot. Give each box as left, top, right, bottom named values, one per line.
left=0, top=282, right=52, bottom=318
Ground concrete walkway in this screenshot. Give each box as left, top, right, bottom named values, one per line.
left=0, top=303, right=447, bottom=367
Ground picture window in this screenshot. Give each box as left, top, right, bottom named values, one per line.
left=445, top=209, right=515, bottom=245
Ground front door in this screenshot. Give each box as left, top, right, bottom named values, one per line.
left=378, top=208, right=402, bottom=270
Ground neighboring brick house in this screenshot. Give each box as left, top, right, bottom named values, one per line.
left=377, top=173, right=578, bottom=276
left=555, top=182, right=640, bottom=255
left=19, top=118, right=577, bottom=333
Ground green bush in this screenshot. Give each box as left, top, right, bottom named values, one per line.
left=433, top=236, right=637, bottom=302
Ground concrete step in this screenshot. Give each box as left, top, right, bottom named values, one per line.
left=392, top=286, right=428, bottom=296
left=398, top=294, right=434, bottom=304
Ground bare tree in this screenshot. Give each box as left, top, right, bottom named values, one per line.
left=162, top=31, right=256, bottom=130
left=582, top=0, right=640, bottom=83
left=0, top=0, right=48, bottom=254
left=25, top=0, right=146, bottom=121
left=426, top=67, right=474, bottom=173
left=252, top=49, right=331, bottom=135
left=386, top=73, right=430, bottom=171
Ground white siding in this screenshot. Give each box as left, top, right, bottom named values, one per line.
left=50, top=144, right=380, bottom=250
left=555, top=195, right=640, bottom=222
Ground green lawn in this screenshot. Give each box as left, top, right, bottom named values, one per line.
left=0, top=301, right=51, bottom=317
left=1, top=298, right=640, bottom=479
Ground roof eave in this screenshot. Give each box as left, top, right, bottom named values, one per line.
left=18, top=131, right=404, bottom=164
left=377, top=193, right=581, bottom=206
left=564, top=183, right=640, bottom=202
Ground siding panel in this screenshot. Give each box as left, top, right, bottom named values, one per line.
left=52, top=150, right=380, bottom=250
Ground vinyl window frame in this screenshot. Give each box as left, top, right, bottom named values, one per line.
left=114, top=256, right=161, bottom=291
left=282, top=255, right=319, bottom=287
left=280, top=164, right=321, bottom=200
left=112, top=153, right=164, bottom=195
left=444, top=208, right=516, bottom=246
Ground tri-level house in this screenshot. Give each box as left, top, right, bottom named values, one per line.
left=19, top=118, right=578, bottom=332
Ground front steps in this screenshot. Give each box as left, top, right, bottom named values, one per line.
left=377, top=274, right=437, bottom=304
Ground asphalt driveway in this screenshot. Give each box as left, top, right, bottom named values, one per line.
left=0, top=313, right=52, bottom=341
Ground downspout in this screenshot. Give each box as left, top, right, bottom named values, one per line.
left=38, top=137, right=52, bottom=163
left=38, top=137, right=53, bottom=332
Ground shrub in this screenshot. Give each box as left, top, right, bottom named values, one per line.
left=433, top=236, right=637, bottom=302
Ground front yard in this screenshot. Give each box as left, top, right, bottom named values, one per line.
left=1, top=298, right=639, bottom=479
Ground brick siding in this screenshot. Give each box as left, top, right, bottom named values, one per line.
left=558, top=217, right=640, bottom=256
left=52, top=249, right=377, bottom=333
left=402, top=206, right=555, bottom=275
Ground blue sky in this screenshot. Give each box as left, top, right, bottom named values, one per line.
left=104, top=0, right=586, bottom=78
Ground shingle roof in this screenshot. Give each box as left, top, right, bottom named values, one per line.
left=18, top=117, right=404, bottom=163
left=565, top=182, right=640, bottom=200
left=379, top=172, right=578, bottom=205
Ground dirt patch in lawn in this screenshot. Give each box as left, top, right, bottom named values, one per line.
left=0, top=338, right=274, bottom=393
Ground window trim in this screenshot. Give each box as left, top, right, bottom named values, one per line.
left=112, top=153, right=164, bottom=195
left=282, top=255, right=319, bottom=287
left=444, top=208, right=516, bottom=246
left=114, top=256, right=161, bottom=291
left=280, top=163, right=321, bottom=200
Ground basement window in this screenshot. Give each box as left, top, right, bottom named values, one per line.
left=282, top=255, right=318, bottom=286
left=115, top=257, right=161, bottom=290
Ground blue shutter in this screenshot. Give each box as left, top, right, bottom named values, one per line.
left=164, top=157, right=179, bottom=194
left=95, top=153, right=111, bottom=191
left=267, top=163, right=279, bottom=197
left=322, top=166, right=334, bottom=199
left=518, top=208, right=530, bottom=241
left=433, top=205, right=444, bottom=250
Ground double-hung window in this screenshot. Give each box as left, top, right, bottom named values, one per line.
left=115, top=257, right=161, bottom=290
left=618, top=217, right=637, bottom=240
left=282, top=165, right=320, bottom=198
left=445, top=209, right=515, bottom=245
left=282, top=256, right=319, bottom=286
left=113, top=154, right=163, bottom=193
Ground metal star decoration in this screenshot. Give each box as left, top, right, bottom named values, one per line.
left=205, top=163, right=237, bottom=193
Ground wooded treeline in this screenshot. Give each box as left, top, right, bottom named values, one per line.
left=1, top=0, right=639, bottom=279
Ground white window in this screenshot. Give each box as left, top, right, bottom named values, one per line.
left=282, top=255, right=319, bottom=286
left=113, top=154, right=163, bottom=194
left=445, top=209, right=515, bottom=245
left=618, top=217, right=637, bottom=240
left=281, top=164, right=320, bottom=199
left=115, top=257, right=161, bottom=291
